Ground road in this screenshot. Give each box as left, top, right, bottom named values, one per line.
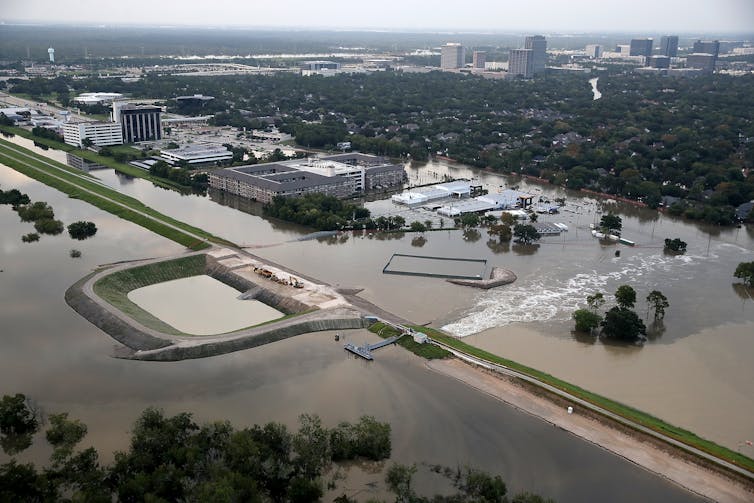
left=0, top=92, right=94, bottom=123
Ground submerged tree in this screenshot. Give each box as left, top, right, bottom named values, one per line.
left=663, top=238, right=687, bottom=254
left=600, top=213, right=622, bottom=235
left=601, top=307, right=647, bottom=341
left=614, top=285, right=637, bottom=309
left=513, top=224, right=541, bottom=244
left=646, top=290, right=670, bottom=321
left=734, top=261, right=754, bottom=287
left=573, top=309, right=602, bottom=334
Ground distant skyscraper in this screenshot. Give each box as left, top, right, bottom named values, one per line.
left=441, top=43, right=466, bottom=70
left=48, top=47, right=54, bottom=64
left=508, top=49, right=533, bottom=78
left=659, top=36, right=678, bottom=57
left=687, top=53, right=716, bottom=73
left=472, top=51, right=486, bottom=69
left=693, top=40, right=720, bottom=57
left=629, top=38, right=653, bottom=58
left=649, top=55, right=670, bottom=69
left=524, top=35, right=547, bottom=74
left=585, top=44, right=603, bottom=58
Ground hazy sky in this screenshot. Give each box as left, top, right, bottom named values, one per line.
left=3, top=0, right=754, bottom=33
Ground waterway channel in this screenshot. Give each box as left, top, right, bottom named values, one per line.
left=1, top=134, right=753, bottom=496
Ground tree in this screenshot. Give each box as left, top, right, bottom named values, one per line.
left=409, top=221, right=427, bottom=233
left=615, top=285, right=637, bottom=309
left=458, top=468, right=507, bottom=503
left=513, top=224, right=541, bottom=244
left=0, top=394, right=40, bottom=455
left=600, top=213, right=622, bottom=234
left=573, top=309, right=602, bottom=333
left=646, top=290, right=669, bottom=321
left=16, top=201, right=54, bottom=222
left=459, top=213, right=480, bottom=228
left=488, top=223, right=512, bottom=242
left=34, top=218, right=64, bottom=235
left=385, top=463, right=417, bottom=503
left=664, top=238, right=687, bottom=254
left=67, top=221, right=97, bottom=240
left=21, top=233, right=40, bottom=243
left=586, top=292, right=605, bottom=312
left=733, top=261, right=754, bottom=287
left=500, top=212, right=517, bottom=226
left=81, top=138, right=94, bottom=148
left=601, top=307, right=647, bottom=341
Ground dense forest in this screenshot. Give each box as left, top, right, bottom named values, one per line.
left=8, top=69, right=754, bottom=224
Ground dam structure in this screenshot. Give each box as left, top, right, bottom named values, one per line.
left=65, top=247, right=390, bottom=361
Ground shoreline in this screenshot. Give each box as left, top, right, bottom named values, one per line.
left=427, top=358, right=754, bottom=503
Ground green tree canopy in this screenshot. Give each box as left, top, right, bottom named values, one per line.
left=600, top=213, right=622, bottom=234
left=615, top=285, right=637, bottom=309
left=601, top=306, right=647, bottom=341
left=513, top=224, right=541, bottom=244
left=734, top=261, right=754, bottom=287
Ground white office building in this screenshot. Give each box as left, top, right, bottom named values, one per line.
left=160, top=144, right=233, bottom=166
left=62, top=121, right=123, bottom=147
left=441, top=43, right=466, bottom=69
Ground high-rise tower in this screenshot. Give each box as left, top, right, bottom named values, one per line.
left=524, top=35, right=547, bottom=75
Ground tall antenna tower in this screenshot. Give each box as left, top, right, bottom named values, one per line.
left=48, top=47, right=55, bottom=64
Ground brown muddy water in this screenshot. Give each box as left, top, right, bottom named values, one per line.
left=1, top=135, right=752, bottom=499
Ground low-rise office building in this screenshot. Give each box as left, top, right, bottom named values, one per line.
left=160, top=144, right=233, bottom=166
left=209, top=153, right=405, bottom=203
left=62, top=121, right=123, bottom=147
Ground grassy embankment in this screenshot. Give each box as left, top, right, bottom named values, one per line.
left=0, top=125, right=188, bottom=191
left=93, top=255, right=207, bottom=336
left=368, top=322, right=450, bottom=360
left=0, top=137, right=235, bottom=250
left=377, top=322, right=754, bottom=474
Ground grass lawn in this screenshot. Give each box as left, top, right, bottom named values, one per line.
left=93, top=255, right=207, bottom=336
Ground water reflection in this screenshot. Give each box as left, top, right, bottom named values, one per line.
left=411, top=236, right=427, bottom=247
left=485, top=239, right=509, bottom=254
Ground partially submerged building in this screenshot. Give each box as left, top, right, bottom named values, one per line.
left=208, top=153, right=404, bottom=203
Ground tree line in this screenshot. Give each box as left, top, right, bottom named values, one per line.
left=0, top=394, right=551, bottom=502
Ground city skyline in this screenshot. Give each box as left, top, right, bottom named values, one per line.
left=3, top=0, right=754, bottom=33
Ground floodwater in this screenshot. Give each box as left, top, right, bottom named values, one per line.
left=589, top=77, right=602, bottom=100
left=0, top=163, right=706, bottom=502
left=8, top=132, right=751, bottom=451
left=127, top=275, right=283, bottom=335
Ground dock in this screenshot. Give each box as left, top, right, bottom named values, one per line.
left=344, top=334, right=403, bottom=360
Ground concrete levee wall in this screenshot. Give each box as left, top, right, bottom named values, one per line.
left=129, top=317, right=370, bottom=361
left=65, top=273, right=172, bottom=351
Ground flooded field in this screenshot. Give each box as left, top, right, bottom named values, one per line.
left=127, top=275, right=284, bottom=335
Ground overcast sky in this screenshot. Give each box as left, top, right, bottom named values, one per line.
left=3, top=0, right=754, bottom=33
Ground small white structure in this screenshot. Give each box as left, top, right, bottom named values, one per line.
left=73, top=92, right=124, bottom=105
left=411, top=331, right=429, bottom=344
left=392, top=180, right=471, bottom=206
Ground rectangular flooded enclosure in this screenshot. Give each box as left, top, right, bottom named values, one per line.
left=383, top=253, right=487, bottom=280
left=128, top=275, right=284, bottom=336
